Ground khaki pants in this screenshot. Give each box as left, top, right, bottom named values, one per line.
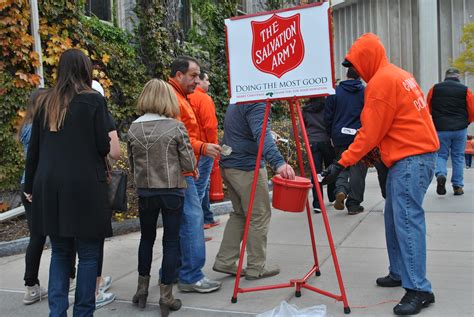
left=214, top=167, right=271, bottom=276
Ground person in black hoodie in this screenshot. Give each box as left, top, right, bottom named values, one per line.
left=302, top=97, right=336, bottom=213
left=325, top=67, right=367, bottom=215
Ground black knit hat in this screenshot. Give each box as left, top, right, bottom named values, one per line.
left=342, top=59, right=352, bottom=67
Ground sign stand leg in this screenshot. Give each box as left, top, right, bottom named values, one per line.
left=231, top=100, right=272, bottom=303
left=288, top=99, right=320, bottom=276
left=230, top=99, right=350, bottom=314
left=295, top=99, right=351, bottom=313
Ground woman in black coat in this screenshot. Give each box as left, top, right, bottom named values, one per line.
left=24, top=48, right=111, bottom=317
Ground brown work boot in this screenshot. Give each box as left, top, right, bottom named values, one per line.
left=159, top=283, right=182, bottom=317
left=334, top=192, right=346, bottom=210
left=213, top=263, right=246, bottom=276
left=245, top=265, right=280, bottom=280
left=132, top=275, right=150, bottom=309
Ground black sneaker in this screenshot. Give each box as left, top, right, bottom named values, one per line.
left=453, top=186, right=464, bottom=196
left=376, top=274, right=401, bottom=287
left=393, top=289, right=435, bottom=315
left=436, top=175, right=446, bottom=195
left=313, top=207, right=321, bottom=213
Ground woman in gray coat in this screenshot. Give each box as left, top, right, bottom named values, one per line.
left=128, top=79, right=196, bottom=316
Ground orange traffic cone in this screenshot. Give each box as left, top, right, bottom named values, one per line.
left=209, top=159, right=224, bottom=202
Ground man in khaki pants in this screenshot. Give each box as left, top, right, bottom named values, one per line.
left=213, top=102, right=295, bottom=280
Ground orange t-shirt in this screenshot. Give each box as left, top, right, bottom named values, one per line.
left=339, top=33, right=439, bottom=168
left=188, top=86, right=218, bottom=144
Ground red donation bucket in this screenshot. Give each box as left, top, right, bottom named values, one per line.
left=271, top=175, right=313, bottom=212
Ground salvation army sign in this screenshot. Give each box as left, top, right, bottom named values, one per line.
left=225, top=1, right=335, bottom=104
left=251, top=14, right=305, bottom=78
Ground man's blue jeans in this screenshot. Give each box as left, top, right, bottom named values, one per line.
left=384, top=152, right=435, bottom=292
left=49, top=237, right=100, bottom=317
left=195, top=156, right=215, bottom=224
left=179, top=176, right=206, bottom=284
left=436, top=128, right=467, bottom=187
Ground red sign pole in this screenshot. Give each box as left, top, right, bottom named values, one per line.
left=231, top=99, right=272, bottom=303
left=295, top=99, right=351, bottom=313
left=288, top=98, right=320, bottom=274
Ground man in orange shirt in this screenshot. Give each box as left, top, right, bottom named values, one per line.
left=322, top=33, right=439, bottom=316
left=168, top=56, right=222, bottom=293
left=188, top=71, right=220, bottom=228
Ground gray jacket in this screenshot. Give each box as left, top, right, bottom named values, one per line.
left=220, top=103, right=285, bottom=171
left=127, top=113, right=196, bottom=189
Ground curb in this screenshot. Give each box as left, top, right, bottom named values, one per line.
left=0, top=200, right=234, bottom=257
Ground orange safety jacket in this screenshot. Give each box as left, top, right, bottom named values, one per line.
left=188, top=86, right=219, bottom=144
left=338, top=33, right=439, bottom=168
left=168, top=78, right=208, bottom=167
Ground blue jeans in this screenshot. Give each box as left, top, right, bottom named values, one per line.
left=435, top=129, right=467, bottom=187
left=195, top=156, right=215, bottom=224
left=384, top=152, right=435, bottom=292
left=138, top=195, right=182, bottom=284
left=49, top=237, right=100, bottom=317
left=466, top=154, right=472, bottom=168
left=179, top=176, right=206, bottom=284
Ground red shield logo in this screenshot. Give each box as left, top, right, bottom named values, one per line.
left=251, top=14, right=305, bottom=78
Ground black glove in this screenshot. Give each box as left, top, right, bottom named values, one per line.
left=321, top=162, right=345, bottom=185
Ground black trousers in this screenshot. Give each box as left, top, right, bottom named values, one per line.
left=310, top=142, right=336, bottom=208
left=21, top=185, right=75, bottom=286
left=334, top=145, right=368, bottom=208
left=137, top=194, right=182, bottom=284
left=22, top=185, right=46, bottom=286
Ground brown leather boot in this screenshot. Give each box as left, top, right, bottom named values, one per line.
left=159, top=283, right=182, bottom=316
left=132, top=275, right=150, bottom=309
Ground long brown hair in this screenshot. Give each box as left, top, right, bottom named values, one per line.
left=42, top=49, right=93, bottom=131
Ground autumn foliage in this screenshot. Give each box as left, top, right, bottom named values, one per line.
left=0, top=0, right=146, bottom=191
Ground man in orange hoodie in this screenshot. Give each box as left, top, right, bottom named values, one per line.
left=168, top=56, right=222, bottom=293
left=322, top=33, right=439, bottom=316
left=188, top=71, right=220, bottom=229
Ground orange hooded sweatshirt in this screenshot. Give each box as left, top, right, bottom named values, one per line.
left=168, top=78, right=208, bottom=161
left=188, top=86, right=219, bottom=144
left=339, top=33, right=439, bottom=168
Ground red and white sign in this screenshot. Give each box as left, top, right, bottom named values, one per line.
left=251, top=14, right=305, bottom=78
left=225, top=2, right=335, bottom=104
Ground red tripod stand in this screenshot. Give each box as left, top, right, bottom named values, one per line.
left=230, top=98, right=351, bottom=314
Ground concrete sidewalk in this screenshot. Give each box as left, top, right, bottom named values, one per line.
left=1, top=169, right=473, bottom=316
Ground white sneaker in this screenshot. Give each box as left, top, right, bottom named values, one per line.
left=99, top=276, right=112, bottom=292
left=95, top=290, right=115, bottom=309
left=69, top=278, right=76, bottom=292
left=23, top=284, right=47, bottom=305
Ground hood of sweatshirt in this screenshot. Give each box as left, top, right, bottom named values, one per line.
left=339, top=79, right=364, bottom=93
left=344, top=33, right=389, bottom=83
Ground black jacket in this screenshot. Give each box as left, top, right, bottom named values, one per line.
left=429, top=77, right=469, bottom=131
left=25, top=92, right=111, bottom=238
left=324, top=79, right=365, bottom=146
left=302, top=99, right=330, bottom=144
